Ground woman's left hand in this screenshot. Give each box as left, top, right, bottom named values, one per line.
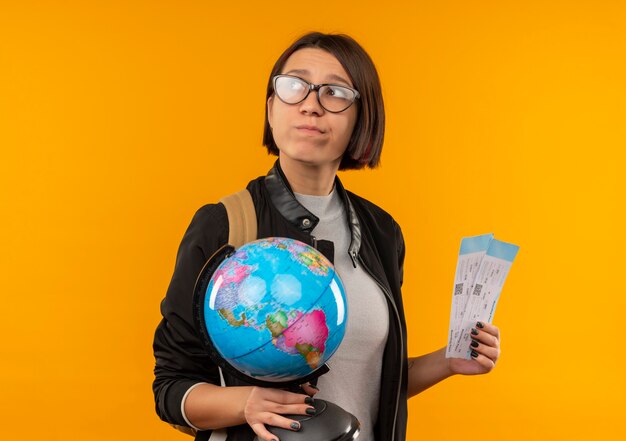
left=447, top=321, right=501, bottom=376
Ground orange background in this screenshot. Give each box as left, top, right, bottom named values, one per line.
left=1, top=1, right=624, bottom=439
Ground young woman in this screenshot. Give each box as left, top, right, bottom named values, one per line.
left=153, top=32, right=501, bottom=441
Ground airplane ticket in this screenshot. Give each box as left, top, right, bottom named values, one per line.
left=446, top=235, right=519, bottom=359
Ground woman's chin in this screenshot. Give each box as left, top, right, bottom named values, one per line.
left=280, top=153, right=341, bottom=170
left=278, top=144, right=344, bottom=169
left=279, top=147, right=320, bottom=164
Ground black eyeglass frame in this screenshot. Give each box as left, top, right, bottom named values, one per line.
left=272, top=74, right=361, bottom=113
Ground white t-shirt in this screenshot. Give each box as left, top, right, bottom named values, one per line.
left=294, top=188, right=389, bottom=441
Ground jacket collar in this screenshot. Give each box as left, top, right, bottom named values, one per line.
left=264, top=160, right=362, bottom=265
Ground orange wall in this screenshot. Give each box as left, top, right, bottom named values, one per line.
left=1, top=1, right=624, bottom=439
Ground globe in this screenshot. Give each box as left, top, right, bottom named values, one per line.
left=194, top=237, right=348, bottom=385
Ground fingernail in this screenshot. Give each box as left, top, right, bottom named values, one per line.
left=305, top=396, right=314, bottom=405
left=290, top=422, right=301, bottom=430
left=471, top=328, right=479, bottom=335
left=471, top=350, right=478, bottom=358
left=476, top=321, right=484, bottom=328
left=470, top=340, right=479, bottom=348
left=306, top=406, right=316, bottom=415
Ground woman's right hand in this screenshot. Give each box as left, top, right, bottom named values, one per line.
left=244, top=384, right=318, bottom=441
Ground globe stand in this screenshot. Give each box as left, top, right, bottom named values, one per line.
left=254, top=399, right=360, bottom=441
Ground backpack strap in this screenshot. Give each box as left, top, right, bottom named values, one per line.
left=219, top=189, right=257, bottom=248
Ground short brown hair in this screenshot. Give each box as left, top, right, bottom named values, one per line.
left=263, top=32, right=385, bottom=170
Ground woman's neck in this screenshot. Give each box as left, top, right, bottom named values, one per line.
left=279, top=156, right=339, bottom=196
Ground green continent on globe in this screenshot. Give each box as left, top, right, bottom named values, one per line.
left=266, top=311, right=288, bottom=337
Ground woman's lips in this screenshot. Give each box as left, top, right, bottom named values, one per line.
left=296, top=125, right=324, bottom=134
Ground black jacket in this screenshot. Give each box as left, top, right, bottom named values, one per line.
left=153, top=161, right=408, bottom=441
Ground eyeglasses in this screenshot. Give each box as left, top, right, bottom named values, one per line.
left=272, top=74, right=360, bottom=113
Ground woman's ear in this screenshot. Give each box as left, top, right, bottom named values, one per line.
left=267, top=95, right=274, bottom=130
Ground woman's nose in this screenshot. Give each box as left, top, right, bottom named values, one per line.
left=299, top=90, right=324, bottom=115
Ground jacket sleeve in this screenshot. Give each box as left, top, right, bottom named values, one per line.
left=152, top=203, right=229, bottom=426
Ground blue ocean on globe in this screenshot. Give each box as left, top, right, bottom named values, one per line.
left=203, top=237, right=347, bottom=383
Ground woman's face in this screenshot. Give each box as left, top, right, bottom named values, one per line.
left=267, top=48, right=358, bottom=171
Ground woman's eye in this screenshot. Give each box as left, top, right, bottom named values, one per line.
left=327, top=87, right=349, bottom=98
